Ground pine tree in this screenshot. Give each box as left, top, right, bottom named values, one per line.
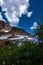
left=36, top=16, right=43, bottom=42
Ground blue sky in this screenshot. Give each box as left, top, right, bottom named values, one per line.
left=0, top=0, right=43, bottom=35
left=18, top=0, right=43, bottom=35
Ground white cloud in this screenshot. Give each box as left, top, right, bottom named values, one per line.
left=30, top=22, right=38, bottom=30
left=27, top=11, right=33, bottom=17
left=0, top=0, right=32, bottom=26
left=0, top=0, right=4, bottom=5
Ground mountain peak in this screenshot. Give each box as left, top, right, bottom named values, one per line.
left=0, top=20, right=32, bottom=40
left=0, top=20, right=11, bottom=32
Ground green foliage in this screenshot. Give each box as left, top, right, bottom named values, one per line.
left=36, top=16, right=43, bottom=42
left=36, top=25, right=43, bottom=41
left=0, top=41, right=43, bottom=65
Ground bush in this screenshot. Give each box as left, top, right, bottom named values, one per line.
left=0, top=41, right=43, bottom=65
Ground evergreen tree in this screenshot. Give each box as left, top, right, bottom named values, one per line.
left=36, top=16, right=43, bottom=42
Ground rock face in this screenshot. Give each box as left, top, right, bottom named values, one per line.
left=0, top=20, right=11, bottom=33
left=0, top=20, right=31, bottom=37
left=0, top=20, right=32, bottom=40
left=8, top=27, right=31, bottom=38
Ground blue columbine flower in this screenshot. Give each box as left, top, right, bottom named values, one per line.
left=31, top=35, right=42, bottom=44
